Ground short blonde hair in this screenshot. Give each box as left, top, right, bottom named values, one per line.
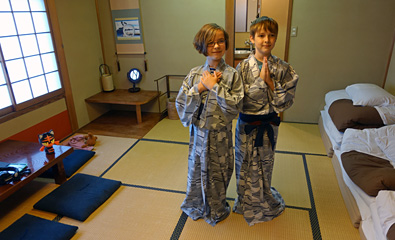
left=250, top=16, right=278, bottom=37
left=193, top=23, right=229, bottom=56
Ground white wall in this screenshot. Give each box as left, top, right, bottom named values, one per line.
left=98, top=0, right=226, bottom=113
left=285, top=0, right=395, bottom=123
left=55, top=0, right=106, bottom=129
left=3, top=0, right=394, bottom=137
left=54, top=0, right=395, bottom=125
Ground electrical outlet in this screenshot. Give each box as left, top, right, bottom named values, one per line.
left=291, top=26, right=298, bottom=37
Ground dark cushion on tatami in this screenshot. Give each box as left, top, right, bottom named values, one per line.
left=40, top=149, right=95, bottom=178
left=0, top=214, right=78, bottom=240
left=34, top=173, right=121, bottom=221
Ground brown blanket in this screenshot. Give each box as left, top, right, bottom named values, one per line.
left=388, top=224, right=395, bottom=240
left=341, top=150, right=395, bottom=197
left=328, top=99, right=384, bottom=132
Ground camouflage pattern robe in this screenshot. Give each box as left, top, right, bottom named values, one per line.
left=234, top=53, right=299, bottom=226
left=176, top=59, right=243, bottom=226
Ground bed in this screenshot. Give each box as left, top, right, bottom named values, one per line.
left=318, top=83, right=395, bottom=240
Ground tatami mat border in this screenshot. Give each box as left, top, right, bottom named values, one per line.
left=141, top=138, right=328, bottom=157
left=283, top=121, right=319, bottom=125
left=166, top=152, right=322, bottom=240
left=53, top=215, right=63, bottom=222
left=49, top=136, right=323, bottom=239
left=141, top=138, right=189, bottom=145
left=170, top=212, right=188, bottom=240
left=122, top=183, right=186, bottom=195
left=277, top=150, right=327, bottom=157
left=136, top=138, right=324, bottom=239
left=99, top=140, right=141, bottom=178
left=302, top=154, right=321, bottom=240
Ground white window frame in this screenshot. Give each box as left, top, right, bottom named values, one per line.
left=0, top=0, right=65, bottom=119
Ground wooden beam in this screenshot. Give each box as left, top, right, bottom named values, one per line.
left=96, top=0, right=106, bottom=65
left=383, top=27, right=395, bottom=88
left=225, top=0, right=235, bottom=67
left=46, top=0, right=79, bottom=131
left=284, top=0, right=293, bottom=62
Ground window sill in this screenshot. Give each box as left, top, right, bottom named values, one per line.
left=0, top=93, right=65, bottom=125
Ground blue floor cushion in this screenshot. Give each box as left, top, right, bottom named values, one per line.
left=40, top=149, right=95, bottom=178
left=0, top=214, right=78, bottom=240
left=34, top=173, right=121, bottom=221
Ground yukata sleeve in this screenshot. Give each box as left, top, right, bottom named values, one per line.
left=270, top=64, right=299, bottom=112
left=211, top=70, right=244, bottom=122
left=175, top=72, right=201, bottom=127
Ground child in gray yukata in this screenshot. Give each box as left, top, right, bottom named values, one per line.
left=233, top=16, right=299, bottom=226
left=175, top=23, right=244, bottom=226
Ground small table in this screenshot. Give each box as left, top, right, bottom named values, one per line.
left=0, top=140, right=73, bottom=202
left=85, top=89, right=159, bottom=124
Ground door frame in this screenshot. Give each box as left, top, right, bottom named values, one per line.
left=225, top=0, right=293, bottom=65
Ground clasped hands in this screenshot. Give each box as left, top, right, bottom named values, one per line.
left=260, top=57, right=275, bottom=91
left=198, top=71, right=222, bottom=93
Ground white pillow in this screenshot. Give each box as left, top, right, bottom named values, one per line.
left=375, top=135, right=395, bottom=163
left=345, top=83, right=395, bottom=107
left=324, top=89, right=351, bottom=107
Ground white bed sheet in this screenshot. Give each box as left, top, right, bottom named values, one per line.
left=320, top=108, right=343, bottom=150
left=334, top=149, right=386, bottom=240
left=339, top=125, right=395, bottom=239
left=320, top=89, right=350, bottom=152
left=334, top=149, right=373, bottom=220
left=322, top=89, right=395, bottom=239
left=376, top=191, right=395, bottom=238
left=341, top=125, right=395, bottom=162
left=375, top=105, right=395, bottom=125
left=370, top=201, right=388, bottom=240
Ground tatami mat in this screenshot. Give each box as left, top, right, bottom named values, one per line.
left=227, top=152, right=310, bottom=206
left=143, top=118, right=189, bottom=143
left=62, top=134, right=138, bottom=177
left=272, top=153, right=310, bottom=209
left=103, top=140, right=189, bottom=192
left=180, top=202, right=313, bottom=240
left=0, top=179, right=58, bottom=231
left=306, top=155, right=360, bottom=240
left=59, top=186, right=184, bottom=240
left=0, top=118, right=359, bottom=240
left=277, top=122, right=327, bottom=155
left=144, top=119, right=327, bottom=156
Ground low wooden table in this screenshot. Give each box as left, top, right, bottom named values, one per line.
left=85, top=89, right=159, bottom=124
left=0, top=140, right=73, bottom=202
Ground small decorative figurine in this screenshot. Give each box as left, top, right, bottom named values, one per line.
left=82, top=132, right=97, bottom=148
left=38, top=130, right=59, bottom=154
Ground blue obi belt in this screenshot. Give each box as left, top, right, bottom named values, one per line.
left=239, top=112, right=281, bottom=150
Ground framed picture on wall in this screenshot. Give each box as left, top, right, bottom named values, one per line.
left=110, top=0, right=145, bottom=54
left=115, top=18, right=141, bottom=40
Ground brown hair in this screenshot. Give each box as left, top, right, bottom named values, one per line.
left=250, top=16, right=278, bottom=37
left=193, top=23, right=229, bottom=56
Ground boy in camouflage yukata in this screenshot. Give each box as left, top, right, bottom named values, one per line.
left=176, top=23, right=244, bottom=226
left=233, top=16, right=299, bottom=226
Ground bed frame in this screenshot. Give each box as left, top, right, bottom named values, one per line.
left=318, top=116, right=334, bottom=158
left=318, top=116, right=368, bottom=240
